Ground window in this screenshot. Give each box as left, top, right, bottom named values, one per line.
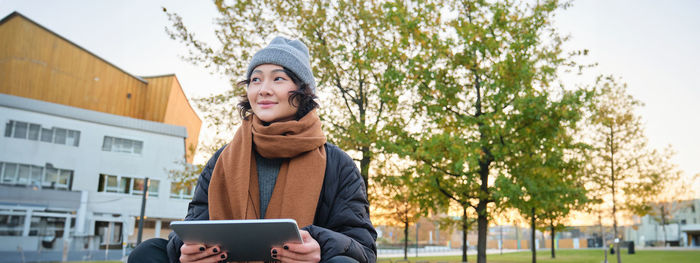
left=170, top=182, right=195, bottom=199
left=131, top=177, right=158, bottom=197
left=95, top=221, right=123, bottom=246
left=28, top=216, right=66, bottom=237
left=102, top=136, right=143, bottom=154
left=28, top=124, right=40, bottom=140
left=4, top=121, right=11, bottom=137
left=148, top=180, right=159, bottom=197
left=105, top=175, right=118, bottom=192
left=13, top=121, right=27, bottom=139
left=57, top=170, right=72, bottom=189
left=17, top=164, right=30, bottom=184
left=54, top=128, right=66, bottom=145
left=30, top=166, right=42, bottom=185
left=97, top=174, right=158, bottom=197
left=0, top=161, right=72, bottom=190
left=97, top=174, right=105, bottom=192
left=0, top=214, right=25, bottom=236
left=132, top=178, right=143, bottom=193
left=132, top=178, right=145, bottom=195
left=1, top=163, right=17, bottom=184
left=66, top=130, right=80, bottom=147
left=43, top=168, right=58, bottom=188
left=101, top=137, right=111, bottom=151
left=46, top=166, right=71, bottom=190
left=4, top=120, right=80, bottom=147
left=120, top=177, right=131, bottom=194
left=98, top=174, right=119, bottom=193
left=40, top=128, right=53, bottom=142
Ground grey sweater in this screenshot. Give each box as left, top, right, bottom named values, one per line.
left=254, top=152, right=283, bottom=218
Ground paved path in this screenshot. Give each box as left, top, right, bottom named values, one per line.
left=378, top=246, right=700, bottom=258
left=0, top=249, right=127, bottom=263
left=378, top=247, right=527, bottom=258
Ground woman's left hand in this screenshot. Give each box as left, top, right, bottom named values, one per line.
left=271, top=230, right=321, bottom=263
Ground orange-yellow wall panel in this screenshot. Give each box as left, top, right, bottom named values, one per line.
left=559, top=238, right=574, bottom=249
left=161, top=76, right=202, bottom=162
left=521, top=240, right=530, bottom=249
left=0, top=15, right=149, bottom=119
left=503, top=239, right=518, bottom=249
left=487, top=239, right=498, bottom=249
left=142, top=76, right=172, bottom=121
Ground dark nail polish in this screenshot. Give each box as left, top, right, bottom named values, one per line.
left=199, top=246, right=205, bottom=252
left=283, top=245, right=289, bottom=250
left=213, top=248, right=219, bottom=253
left=272, top=249, right=277, bottom=254
left=272, top=254, right=278, bottom=258
left=221, top=253, right=226, bottom=259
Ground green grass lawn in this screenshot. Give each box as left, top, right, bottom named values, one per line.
left=50, top=249, right=699, bottom=263
left=382, top=249, right=700, bottom=263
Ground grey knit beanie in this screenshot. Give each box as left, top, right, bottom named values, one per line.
left=246, top=36, right=316, bottom=93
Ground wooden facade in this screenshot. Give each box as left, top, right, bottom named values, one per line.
left=0, top=12, right=201, bottom=162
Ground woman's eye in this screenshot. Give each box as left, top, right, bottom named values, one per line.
left=251, top=77, right=261, bottom=83
left=274, top=76, right=286, bottom=81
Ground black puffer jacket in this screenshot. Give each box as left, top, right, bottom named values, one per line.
left=166, top=143, right=377, bottom=263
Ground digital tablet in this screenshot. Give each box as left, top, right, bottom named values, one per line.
left=170, top=219, right=303, bottom=261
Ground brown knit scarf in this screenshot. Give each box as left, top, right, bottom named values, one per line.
left=208, top=111, right=326, bottom=227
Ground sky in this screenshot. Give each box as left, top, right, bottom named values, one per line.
left=1, top=0, right=698, bottom=197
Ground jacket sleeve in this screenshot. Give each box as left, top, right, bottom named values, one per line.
left=303, top=145, right=377, bottom=263
left=166, top=145, right=226, bottom=263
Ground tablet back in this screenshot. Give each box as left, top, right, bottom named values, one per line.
left=171, top=219, right=302, bottom=261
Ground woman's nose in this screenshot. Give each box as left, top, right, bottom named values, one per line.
left=258, top=80, right=273, bottom=95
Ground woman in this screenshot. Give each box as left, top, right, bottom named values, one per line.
left=129, top=36, right=376, bottom=263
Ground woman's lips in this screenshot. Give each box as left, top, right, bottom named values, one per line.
left=258, top=101, right=277, bottom=109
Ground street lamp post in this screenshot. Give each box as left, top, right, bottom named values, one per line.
left=136, top=177, right=150, bottom=245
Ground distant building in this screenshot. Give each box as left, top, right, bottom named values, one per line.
left=375, top=216, right=598, bottom=252
left=0, top=11, right=202, bottom=252
left=625, top=199, right=700, bottom=247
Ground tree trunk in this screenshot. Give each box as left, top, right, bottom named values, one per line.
left=360, top=146, right=370, bottom=194
left=531, top=208, right=536, bottom=263
left=404, top=219, right=409, bottom=260
left=610, top=125, right=622, bottom=263
left=474, top=71, right=490, bottom=263
left=475, top=151, right=490, bottom=263
left=613, top=204, right=621, bottom=263
left=661, top=205, right=668, bottom=246
left=462, top=206, right=468, bottom=263
left=515, top=224, right=520, bottom=250
left=476, top=201, right=488, bottom=263
left=550, top=222, right=556, bottom=258
left=600, top=214, right=607, bottom=263
left=500, top=225, right=503, bottom=255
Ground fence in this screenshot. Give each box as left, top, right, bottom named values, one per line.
left=0, top=236, right=131, bottom=263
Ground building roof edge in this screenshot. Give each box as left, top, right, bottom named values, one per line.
left=0, top=93, right=187, bottom=138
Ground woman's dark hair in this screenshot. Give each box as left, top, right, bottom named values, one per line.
left=237, top=67, right=318, bottom=121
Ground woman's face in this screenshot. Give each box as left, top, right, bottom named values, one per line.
left=247, top=64, right=299, bottom=123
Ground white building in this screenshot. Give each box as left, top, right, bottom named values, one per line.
left=0, top=93, right=193, bottom=252
left=625, top=199, right=700, bottom=247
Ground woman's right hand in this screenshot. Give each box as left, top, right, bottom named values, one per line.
left=180, top=243, right=227, bottom=263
